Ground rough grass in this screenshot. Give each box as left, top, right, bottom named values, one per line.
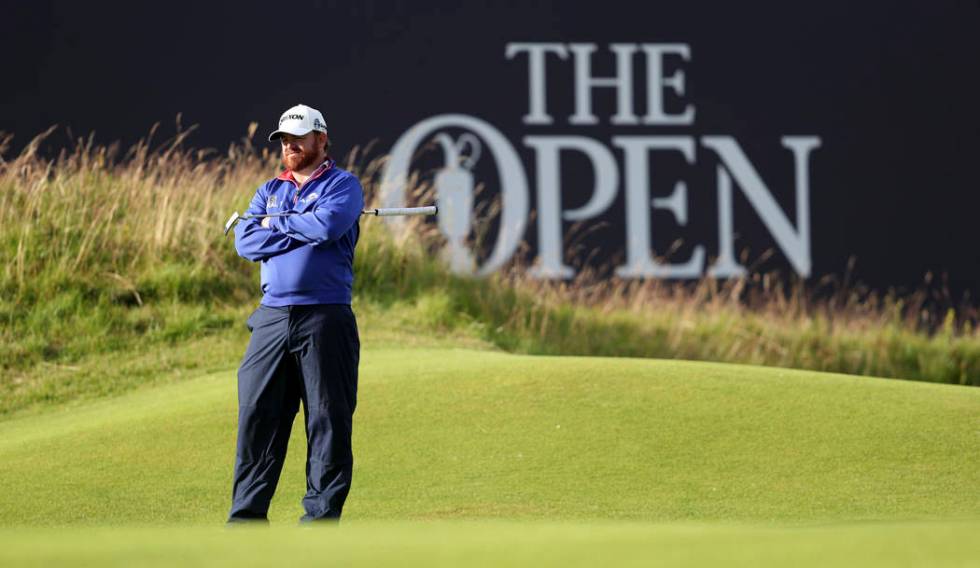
left=0, top=125, right=977, bottom=420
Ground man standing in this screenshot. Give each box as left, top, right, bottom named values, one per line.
left=229, top=104, right=363, bottom=523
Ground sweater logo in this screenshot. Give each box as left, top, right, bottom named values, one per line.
left=266, top=195, right=278, bottom=208
left=301, top=193, right=318, bottom=204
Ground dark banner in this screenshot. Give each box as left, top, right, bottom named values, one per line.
left=2, top=1, right=977, bottom=298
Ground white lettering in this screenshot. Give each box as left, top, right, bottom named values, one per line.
left=702, top=136, right=821, bottom=277
left=524, top=136, right=620, bottom=278
left=642, top=44, right=695, bottom=125
left=387, top=42, right=821, bottom=282
left=569, top=43, right=640, bottom=125
left=613, top=136, right=704, bottom=277
left=505, top=43, right=569, bottom=125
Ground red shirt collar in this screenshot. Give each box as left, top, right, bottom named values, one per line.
left=276, top=158, right=334, bottom=185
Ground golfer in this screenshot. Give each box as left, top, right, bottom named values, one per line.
left=228, top=104, right=363, bottom=523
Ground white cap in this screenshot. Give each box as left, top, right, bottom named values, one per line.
left=268, top=104, right=328, bottom=142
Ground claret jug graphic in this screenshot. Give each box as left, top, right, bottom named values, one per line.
left=434, top=132, right=482, bottom=273
left=381, top=114, right=528, bottom=278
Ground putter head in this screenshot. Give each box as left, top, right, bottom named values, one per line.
left=223, top=211, right=241, bottom=236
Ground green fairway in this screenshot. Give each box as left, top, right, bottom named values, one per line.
left=1, top=348, right=977, bottom=526
left=0, top=347, right=977, bottom=565
left=1, top=520, right=979, bottom=567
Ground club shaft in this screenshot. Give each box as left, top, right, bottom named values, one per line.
left=241, top=212, right=294, bottom=220
left=224, top=205, right=437, bottom=235
left=249, top=207, right=437, bottom=220
left=363, top=206, right=438, bottom=217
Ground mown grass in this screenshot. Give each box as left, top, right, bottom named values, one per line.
left=0, top=125, right=977, bottom=417
left=2, top=521, right=979, bottom=568
left=1, top=349, right=977, bottom=527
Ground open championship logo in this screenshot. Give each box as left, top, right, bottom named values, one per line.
left=381, top=43, right=821, bottom=279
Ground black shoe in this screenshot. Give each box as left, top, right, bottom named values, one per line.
left=298, top=514, right=341, bottom=525
left=226, top=514, right=270, bottom=526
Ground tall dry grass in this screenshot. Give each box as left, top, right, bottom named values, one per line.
left=0, top=124, right=977, bottom=399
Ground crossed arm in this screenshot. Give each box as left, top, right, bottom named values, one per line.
left=233, top=176, right=364, bottom=262
left=233, top=186, right=302, bottom=262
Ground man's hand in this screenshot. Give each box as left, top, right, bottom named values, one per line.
left=261, top=216, right=272, bottom=229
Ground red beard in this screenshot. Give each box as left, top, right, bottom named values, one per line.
left=281, top=146, right=321, bottom=172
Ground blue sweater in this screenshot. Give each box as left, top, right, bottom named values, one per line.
left=234, top=161, right=363, bottom=306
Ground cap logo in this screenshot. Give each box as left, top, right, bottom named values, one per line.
left=280, top=114, right=304, bottom=124
left=314, top=118, right=326, bottom=130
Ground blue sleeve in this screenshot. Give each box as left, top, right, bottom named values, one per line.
left=272, top=174, right=364, bottom=245
left=234, top=183, right=304, bottom=262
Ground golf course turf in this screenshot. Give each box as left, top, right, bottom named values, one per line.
left=0, top=347, right=977, bottom=565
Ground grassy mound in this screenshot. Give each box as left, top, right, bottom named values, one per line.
left=1, top=348, right=976, bottom=527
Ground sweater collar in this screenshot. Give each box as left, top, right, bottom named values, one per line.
left=276, top=158, right=334, bottom=186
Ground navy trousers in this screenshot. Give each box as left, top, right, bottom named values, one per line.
left=228, top=304, right=359, bottom=522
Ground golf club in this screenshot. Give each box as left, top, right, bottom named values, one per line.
left=223, top=205, right=438, bottom=235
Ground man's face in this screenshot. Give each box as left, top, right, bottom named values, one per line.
left=280, top=132, right=325, bottom=171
